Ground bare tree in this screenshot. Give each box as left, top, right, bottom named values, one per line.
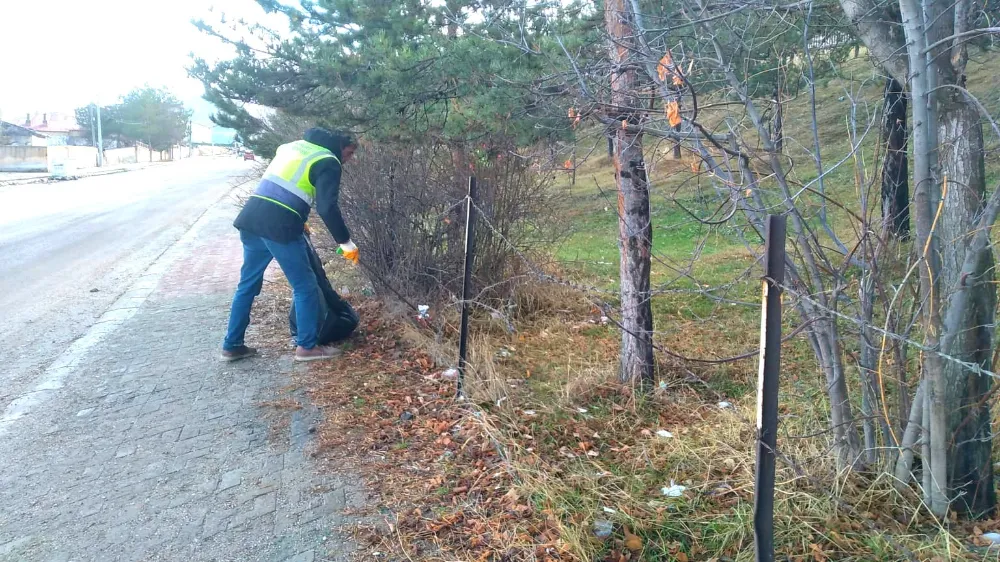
left=488, top=0, right=998, bottom=516
left=525, top=0, right=867, bottom=463
left=605, top=0, right=655, bottom=386
left=843, top=0, right=999, bottom=518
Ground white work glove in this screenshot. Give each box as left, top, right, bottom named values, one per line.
left=338, top=240, right=359, bottom=265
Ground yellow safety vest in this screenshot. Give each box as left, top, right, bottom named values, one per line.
left=250, top=140, right=340, bottom=220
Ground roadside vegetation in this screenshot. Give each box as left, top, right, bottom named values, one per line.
left=200, top=0, right=1000, bottom=559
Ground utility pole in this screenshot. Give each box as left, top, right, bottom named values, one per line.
left=90, top=105, right=97, bottom=150
left=95, top=104, right=104, bottom=167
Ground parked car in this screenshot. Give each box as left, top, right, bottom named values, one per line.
left=243, top=151, right=255, bottom=161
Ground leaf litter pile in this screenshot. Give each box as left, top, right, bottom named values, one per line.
left=254, top=270, right=1000, bottom=561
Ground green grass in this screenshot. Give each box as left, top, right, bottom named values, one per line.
left=415, top=48, right=1000, bottom=562
left=489, top=50, right=1000, bottom=561
left=542, top=50, right=1000, bottom=380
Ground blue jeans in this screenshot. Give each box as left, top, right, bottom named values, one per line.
left=223, top=231, right=321, bottom=350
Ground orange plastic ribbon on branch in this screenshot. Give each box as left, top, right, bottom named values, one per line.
left=666, top=101, right=681, bottom=127
left=657, top=52, right=673, bottom=82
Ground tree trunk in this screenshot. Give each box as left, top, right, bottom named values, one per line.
left=897, top=0, right=950, bottom=514
left=936, top=98, right=996, bottom=518
left=606, top=0, right=655, bottom=386
left=445, top=0, right=461, bottom=39
left=899, top=0, right=996, bottom=516
left=773, top=79, right=783, bottom=153
left=859, top=274, right=879, bottom=465
left=894, top=379, right=925, bottom=487
left=841, top=0, right=997, bottom=518
left=819, top=318, right=864, bottom=465
left=613, top=134, right=655, bottom=386
left=882, top=77, right=910, bottom=237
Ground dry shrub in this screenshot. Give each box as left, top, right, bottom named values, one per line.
left=510, top=278, right=593, bottom=321
left=341, top=138, right=565, bottom=307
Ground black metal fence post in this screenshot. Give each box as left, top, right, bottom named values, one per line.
left=457, top=176, right=478, bottom=399
left=754, top=214, right=786, bottom=562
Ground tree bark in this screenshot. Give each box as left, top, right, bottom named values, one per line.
left=837, top=0, right=908, bottom=82
left=773, top=79, right=783, bottom=153
left=898, top=0, right=950, bottom=515
left=894, top=379, right=925, bottom=487
left=819, top=317, right=864, bottom=466
left=936, top=97, right=996, bottom=518
left=894, top=0, right=996, bottom=517
left=606, top=0, right=655, bottom=386
left=445, top=0, right=461, bottom=39
left=859, top=274, right=879, bottom=465
left=882, top=77, right=910, bottom=237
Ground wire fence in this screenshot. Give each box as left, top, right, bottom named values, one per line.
left=349, top=172, right=994, bottom=560
left=387, top=184, right=991, bottom=387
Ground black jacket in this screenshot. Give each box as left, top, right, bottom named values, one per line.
left=234, top=129, right=352, bottom=244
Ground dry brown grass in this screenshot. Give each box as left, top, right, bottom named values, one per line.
left=250, top=245, right=993, bottom=561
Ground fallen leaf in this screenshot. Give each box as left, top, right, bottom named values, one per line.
left=623, top=527, right=643, bottom=552
left=809, top=543, right=827, bottom=562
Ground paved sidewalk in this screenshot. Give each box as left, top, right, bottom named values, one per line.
left=0, top=196, right=363, bottom=561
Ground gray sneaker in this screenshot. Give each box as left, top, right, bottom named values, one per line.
left=220, top=345, right=257, bottom=362
left=294, top=345, right=341, bottom=362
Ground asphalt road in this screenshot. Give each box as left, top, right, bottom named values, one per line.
left=0, top=157, right=255, bottom=409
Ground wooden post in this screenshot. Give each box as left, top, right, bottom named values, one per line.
left=754, top=214, right=786, bottom=562
left=457, top=176, right=478, bottom=398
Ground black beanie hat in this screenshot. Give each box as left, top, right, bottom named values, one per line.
left=303, top=127, right=354, bottom=154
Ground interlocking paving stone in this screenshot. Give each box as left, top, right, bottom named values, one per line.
left=0, top=200, right=364, bottom=562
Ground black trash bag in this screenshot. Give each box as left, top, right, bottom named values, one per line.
left=289, top=236, right=359, bottom=345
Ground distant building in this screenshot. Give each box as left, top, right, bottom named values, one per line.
left=0, top=120, right=48, bottom=146
left=23, top=112, right=89, bottom=146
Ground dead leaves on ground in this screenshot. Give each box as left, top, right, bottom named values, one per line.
left=299, top=300, right=573, bottom=561
left=269, top=296, right=981, bottom=562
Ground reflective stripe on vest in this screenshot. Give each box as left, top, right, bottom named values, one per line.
left=251, top=140, right=339, bottom=219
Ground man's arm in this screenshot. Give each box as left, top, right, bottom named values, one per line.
left=310, top=158, right=351, bottom=245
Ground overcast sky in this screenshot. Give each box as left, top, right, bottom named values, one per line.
left=0, top=0, right=286, bottom=121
